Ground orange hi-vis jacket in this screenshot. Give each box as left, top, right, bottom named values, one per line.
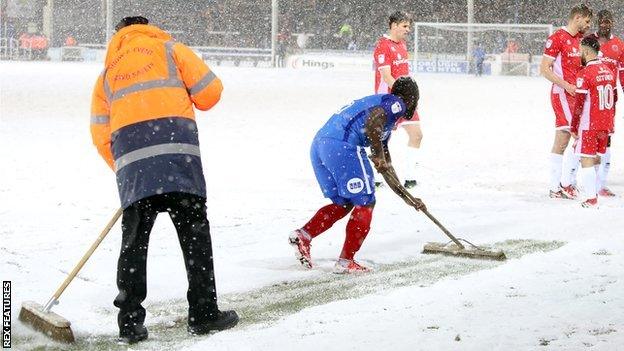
left=90, top=24, right=222, bottom=208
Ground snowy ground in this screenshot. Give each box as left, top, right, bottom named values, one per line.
left=1, top=61, right=623, bottom=350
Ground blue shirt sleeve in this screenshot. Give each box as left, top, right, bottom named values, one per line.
left=379, top=94, right=407, bottom=123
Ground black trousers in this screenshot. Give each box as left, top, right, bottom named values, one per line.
left=114, top=192, right=219, bottom=332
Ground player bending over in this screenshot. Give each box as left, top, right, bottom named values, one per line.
left=289, top=77, right=426, bottom=273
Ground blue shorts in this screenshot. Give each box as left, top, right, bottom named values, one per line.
left=310, top=137, right=375, bottom=206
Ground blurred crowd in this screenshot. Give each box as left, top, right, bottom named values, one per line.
left=276, top=0, right=624, bottom=51
left=2, top=0, right=624, bottom=56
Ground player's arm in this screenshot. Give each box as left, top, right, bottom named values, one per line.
left=374, top=42, right=395, bottom=89
left=383, top=140, right=392, bottom=163
left=570, top=79, right=588, bottom=137
left=381, top=140, right=403, bottom=184
left=618, top=63, right=624, bottom=97
left=365, top=107, right=388, bottom=170
left=540, top=55, right=576, bottom=95
left=379, top=66, right=396, bottom=89
left=365, top=108, right=425, bottom=210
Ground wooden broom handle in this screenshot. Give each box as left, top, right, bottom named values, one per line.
left=420, top=208, right=465, bottom=249
left=51, top=208, right=122, bottom=300
left=382, top=172, right=465, bottom=249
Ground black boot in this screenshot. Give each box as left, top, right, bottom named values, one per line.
left=118, top=324, right=148, bottom=344
left=187, top=310, right=239, bottom=335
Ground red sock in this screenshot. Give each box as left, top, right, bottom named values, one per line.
left=303, top=203, right=350, bottom=238
left=340, top=206, right=373, bottom=260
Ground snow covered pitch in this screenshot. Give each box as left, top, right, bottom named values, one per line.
left=1, top=61, right=623, bottom=350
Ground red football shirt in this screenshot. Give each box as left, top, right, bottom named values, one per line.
left=373, top=35, right=409, bottom=93
left=572, top=60, right=616, bottom=132
left=543, top=28, right=583, bottom=95
left=586, top=33, right=624, bottom=85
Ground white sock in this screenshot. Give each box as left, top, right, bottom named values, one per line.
left=598, top=148, right=611, bottom=190
left=404, top=147, right=420, bottom=181
left=580, top=166, right=597, bottom=200
left=561, top=147, right=580, bottom=187
left=550, top=153, right=563, bottom=191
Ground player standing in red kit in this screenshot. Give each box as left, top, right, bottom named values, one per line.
left=373, top=11, right=421, bottom=188
left=540, top=4, right=592, bottom=199
left=582, top=10, right=624, bottom=197
left=571, top=36, right=616, bottom=208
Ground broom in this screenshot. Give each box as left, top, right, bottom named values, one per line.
left=19, top=208, right=122, bottom=343
left=383, top=172, right=506, bottom=261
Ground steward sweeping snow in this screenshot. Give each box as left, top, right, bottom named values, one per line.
left=90, top=16, right=237, bottom=344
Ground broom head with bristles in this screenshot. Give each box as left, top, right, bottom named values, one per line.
left=422, top=242, right=507, bottom=261
left=19, top=301, right=75, bottom=343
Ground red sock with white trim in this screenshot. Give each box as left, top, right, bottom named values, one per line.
left=303, top=204, right=350, bottom=238
left=340, top=206, right=373, bottom=260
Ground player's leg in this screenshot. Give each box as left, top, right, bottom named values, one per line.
left=597, top=135, right=615, bottom=196
left=332, top=145, right=376, bottom=273
left=304, top=139, right=355, bottom=238
left=550, top=92, right=576, bottom=198
left=290, top=139, right=354, bottom=268
left=298, top=201, right=353, bottom=241
left=337, top=203, right=373, bottom=262
left=401, top=113, right=422, bottom=188
left=577, top=130, right=603, bottom=208
left=561, top=142, right=580, bottom=189
left=579, top=156, right=598, bottom=207
left=560, top=93, right=580, bottom=196
left=550, top=130, right=573, bottom=197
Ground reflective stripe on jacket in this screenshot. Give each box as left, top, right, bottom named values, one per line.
left=90, top=24, right=222, bottom=208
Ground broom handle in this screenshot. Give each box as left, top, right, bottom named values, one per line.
left=420, top=209, right=465, bottom=249
left=43, top=208, right=122, bottom=312
left=382, top=172, right=465, bottom=249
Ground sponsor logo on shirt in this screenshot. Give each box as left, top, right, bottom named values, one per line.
left=347, top=178, right=364, bottom=194
left=567, top=48, right=581, bottom=58
left=393, top=58, right=409, bottom=66
left=391, top=102, right=402, bottom=114
left=378, top=54, right=385, bottom=64
left=546, top=39, right=553, bottom=48
left=576, top=77, right=584, bottom=87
